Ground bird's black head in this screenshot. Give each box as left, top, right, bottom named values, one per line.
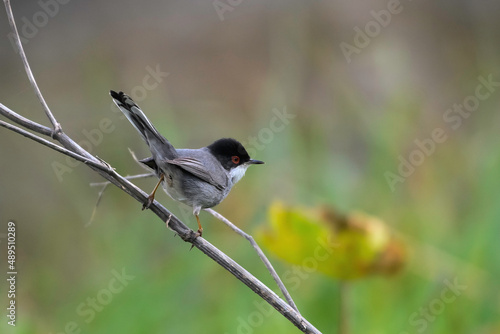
left=207, top=138, right=264, bottom=171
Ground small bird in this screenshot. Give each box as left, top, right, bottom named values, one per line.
left=110, top=90, right=264, bottom=237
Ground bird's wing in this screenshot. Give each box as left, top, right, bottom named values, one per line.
left=166, top=157, right=226, bottom=190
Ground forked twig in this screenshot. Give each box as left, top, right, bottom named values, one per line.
left=87, top=173, right=154, bottom=226
left=4, top=0, right=60, bottom=133
left=0, top=118, right=107, bottom=172
left=87, top=172, right=299, bottom=314
left=86, top=183, right=110, bottom=227
left=90, top=173, right=155, bottom=187
left=205, top=208, right=300, bottom=313
left=0, top=1, right=321, bottom=332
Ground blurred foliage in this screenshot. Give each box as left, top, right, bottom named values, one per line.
left=258, top=202, right=405, bottom=280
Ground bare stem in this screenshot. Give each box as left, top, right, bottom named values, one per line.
left=205, top=208, right=300, bottom=314
left=90, top=173, right=154, bottom=187
left=1, top=1, right=322, bottom=332
left=0, top=103, right=53, bottom=136
left=87, top=176, right=301, bottom=314
left=87, top=172, right=153, bottom=226
left=4, top=0, right=60, bottom=133
left=0, top=118, right=108, bottom=173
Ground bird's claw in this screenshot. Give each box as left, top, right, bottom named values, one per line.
left=189, top=229, right=203, bottom=251
left=142, top=196, right=154, bottom=210
left=195, top=228, right=203, bottom=238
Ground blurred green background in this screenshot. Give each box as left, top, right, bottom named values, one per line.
left=1, top=1, right=499, bottom=333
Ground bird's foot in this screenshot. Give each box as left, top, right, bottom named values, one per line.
left=142, top=174, right=164, bottom=210
left=142, top=195, right=154, bottom=210
left=189, top=228, right=203, bottom=251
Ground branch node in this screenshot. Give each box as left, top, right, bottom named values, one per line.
left=95, top=156, right=114, bottom=171
left=51, top=123, right=62, bottom=139
left=165, top=214, right=172, bottom=229
left=1, top=0, right=322, bottom=330
left=179, top=229, right=199, bottom=244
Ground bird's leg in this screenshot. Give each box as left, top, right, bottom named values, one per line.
left=189, top=214, right=203, bottom=250
left=195, top=215, right=203, bottom=237
left=142, top=174, right=164, bottom=210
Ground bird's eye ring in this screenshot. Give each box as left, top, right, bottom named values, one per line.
left=231, top=156, right=240, bottom=164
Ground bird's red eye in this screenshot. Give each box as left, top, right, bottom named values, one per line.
left=231, top=156, right=240, bottom=164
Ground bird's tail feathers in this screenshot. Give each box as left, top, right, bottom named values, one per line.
left=110, top=90, right=158, bottom=141
left=110, top=90, right=177, bottom=159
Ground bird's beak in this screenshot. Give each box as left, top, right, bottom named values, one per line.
left=248, top=159, right=264, bottom=165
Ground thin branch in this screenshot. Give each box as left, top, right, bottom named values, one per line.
left=128, top=147, right=152, bottom=171
left=87, top=172, right=153, bottom=226
left=3, top=2, right=95, bottom=161
left=0, top=119, right=108, bottom=173
left=95, top=167, right=321, bottom=333
left=4, top=0, right=60, bottom=133
left=1, top=1, right=322, bottom=332
left=0, top=103, right=53, bottom=136
left=205, top=208, right=300, bottom=314
left=0, top=102, right=96, bottom=163
left=0, top=72, right=322, bottom=334
left=86, top=183, right=110, bottom=227
left=90, top=173, right=154, bottom=187
left=87, top=175, right=300, bottom=314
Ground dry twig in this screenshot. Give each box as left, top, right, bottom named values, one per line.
left=0, top=1, right=321, bottom=332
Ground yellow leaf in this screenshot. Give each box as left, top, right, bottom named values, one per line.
left=257, top=202, right=406, bottom=280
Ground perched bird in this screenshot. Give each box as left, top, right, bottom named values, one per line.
left=110, top=90, right=264, bottom=236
